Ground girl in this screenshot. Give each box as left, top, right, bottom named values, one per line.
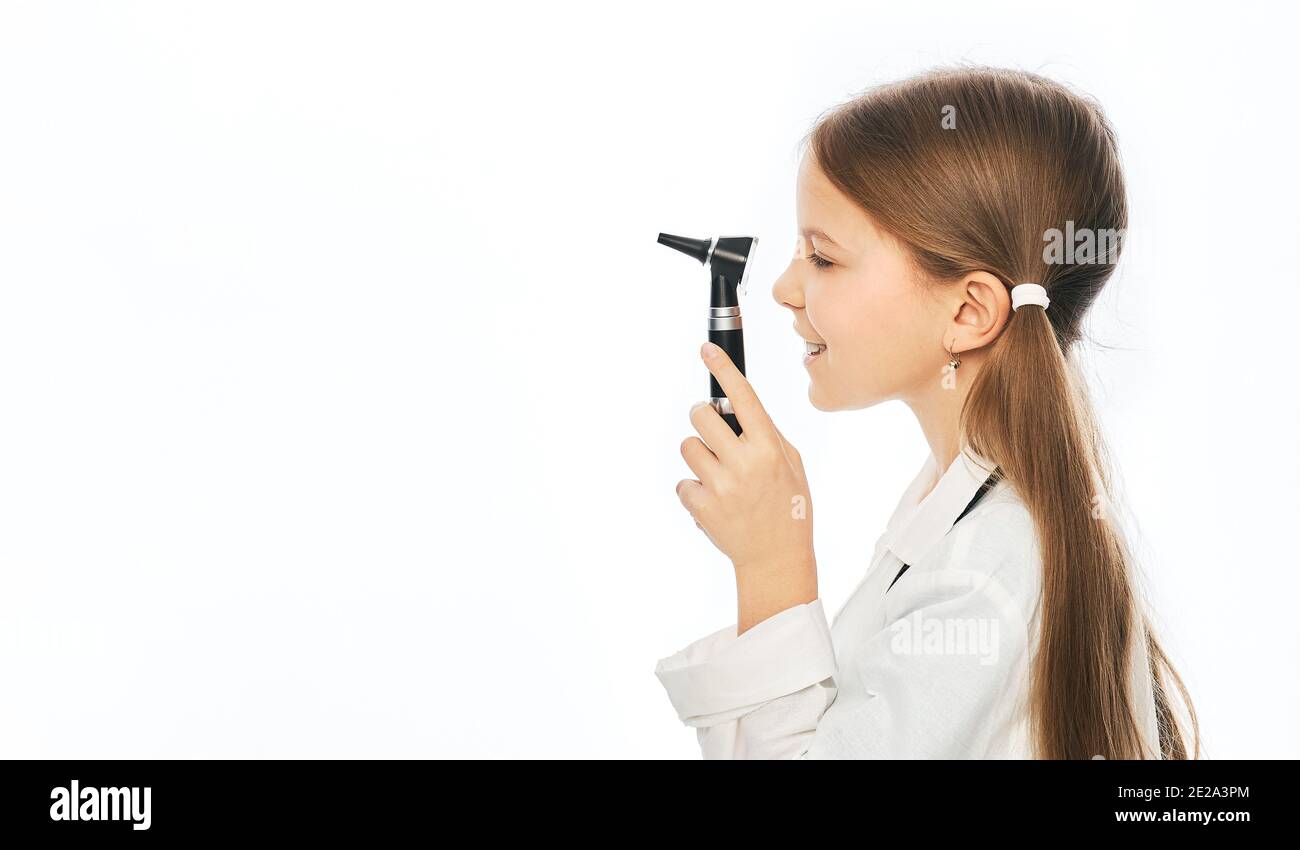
left=655, top=66, right=1199, bottom=759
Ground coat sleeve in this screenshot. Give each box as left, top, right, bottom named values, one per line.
left=652, top=598, right=839, bottom=759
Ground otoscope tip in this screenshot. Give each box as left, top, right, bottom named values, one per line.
left=657, top=232, right=713, bottom=265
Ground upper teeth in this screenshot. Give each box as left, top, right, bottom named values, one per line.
left=805, top=341, right=827, bottom=355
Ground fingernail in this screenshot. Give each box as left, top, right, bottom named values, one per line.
left=702, top=341, right=720, bottom=359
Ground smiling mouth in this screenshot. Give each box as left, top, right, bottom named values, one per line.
left=804, top=340, right=828, bottom=356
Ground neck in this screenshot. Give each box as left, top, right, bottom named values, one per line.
left=902, top=354, right=983, bottom=499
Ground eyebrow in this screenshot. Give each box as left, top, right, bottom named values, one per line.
left=801, top=228, right=843, bottom=250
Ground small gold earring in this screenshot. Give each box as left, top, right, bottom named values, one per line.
left=940, top=338, right=961, bottom=389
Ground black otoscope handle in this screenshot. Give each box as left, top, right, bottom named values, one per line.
left=709, top=326, right=746, bottom=436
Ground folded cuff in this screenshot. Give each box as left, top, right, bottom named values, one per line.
left=653, top=598, right=837, bottom=724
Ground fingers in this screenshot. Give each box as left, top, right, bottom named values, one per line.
left=689, top=400, right=740, bottom=464
left=675, top=478, right=719, bottom=542
left=675, top=477, right=704, bottom=516
left=679, top=435, right=720, bottom=486
left=700, top=342, right=777, bottom=442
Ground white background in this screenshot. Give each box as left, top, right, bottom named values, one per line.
left=0, top=1, right=1296, bottom=758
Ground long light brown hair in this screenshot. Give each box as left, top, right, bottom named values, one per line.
left=803, top=67, right=1199, bottom=759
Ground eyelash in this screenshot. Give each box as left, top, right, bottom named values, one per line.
left=806, top=253, right=833, bottom=270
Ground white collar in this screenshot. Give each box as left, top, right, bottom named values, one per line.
left=884, top=445, right=1000, bottom=567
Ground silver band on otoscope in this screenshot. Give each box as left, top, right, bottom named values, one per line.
left=709, top=305, right=742, bottom=330
left=710, top=397, right=734, bottom=416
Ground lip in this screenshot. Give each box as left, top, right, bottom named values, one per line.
left=794, top=327, right=827, bottom=346
left=794, top=323, right=827, bottom=367
left=802, top=338, right=827, bottom=367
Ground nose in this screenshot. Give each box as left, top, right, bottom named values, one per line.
left=771, top=253, right=805, bottom=314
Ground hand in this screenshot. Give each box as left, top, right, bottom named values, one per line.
left=676, top=341, right=817, bottom=630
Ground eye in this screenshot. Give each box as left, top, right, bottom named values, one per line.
left=806, top=253, right=833, bottom=270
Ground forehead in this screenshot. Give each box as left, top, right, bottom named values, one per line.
left=796, top=152, right=867, bottom=250
left=797, top=151, right=839, bottom=200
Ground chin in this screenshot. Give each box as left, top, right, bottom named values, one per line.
left=809, top=380, right=882, bottom=412
left=807, top=383, right=841, bottom=412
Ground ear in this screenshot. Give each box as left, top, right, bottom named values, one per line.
left=948, top=271, right=1010, bottom=353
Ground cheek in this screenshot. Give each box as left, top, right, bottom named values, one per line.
left=806, top=272, right=908, bottom=355
left=805, top=277, right=855, bottom=345
left=806, top=271, right=936, bottom=392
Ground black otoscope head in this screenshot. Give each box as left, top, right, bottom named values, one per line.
left=657, top=233, right=758, bottom=308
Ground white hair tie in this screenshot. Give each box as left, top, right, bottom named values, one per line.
left=1011, top=282, right=1050, bottom=311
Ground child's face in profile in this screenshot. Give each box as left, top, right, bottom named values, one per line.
left=772, top=152, right=948, bottom=412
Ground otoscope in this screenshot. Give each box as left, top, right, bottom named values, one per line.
left=657, top=233, right=759, bottom=436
